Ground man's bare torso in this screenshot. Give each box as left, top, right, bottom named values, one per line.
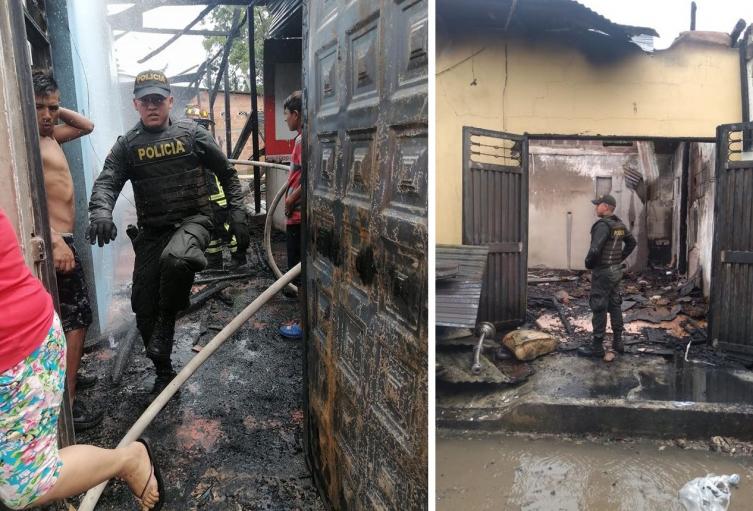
left=40, top=135, right=75, bottom=234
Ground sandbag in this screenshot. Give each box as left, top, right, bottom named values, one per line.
left=502, top=329, right=557, bottom=361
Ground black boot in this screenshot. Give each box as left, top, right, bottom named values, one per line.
left=577, top=337, right=605, bottom=357
left=76, top=371, right=98, bottom=390
left=72, top=399, right=104, bottom=432
left=146, top=313, right=176, bottom=363
left=613, top=331, right=624, bottom=353
left=205, top=251, right=223, bottom=270
left=227, top=252, right=246, bottom=270
left=150, top=367, right=178, bottom=399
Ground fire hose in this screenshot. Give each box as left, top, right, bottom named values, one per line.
left=80, top=159, right=296, bottom=510
left=264, top=178, right=298, bottom=295
left=78, top=263, right=301, bottom=510
left=228, top=157, right=297, bottom=294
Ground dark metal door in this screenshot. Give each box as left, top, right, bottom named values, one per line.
left=709, top=123, right=753, bottom=353
left=462, top=127, right=528, bottom=329
left=303, top=0, right=428, bottom=509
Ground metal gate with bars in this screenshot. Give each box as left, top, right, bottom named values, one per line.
left=303, top=0, right=428, bottom=509
left=709, top=122, right=753, bottom=353
left=462, top=127, right=529, bottom=330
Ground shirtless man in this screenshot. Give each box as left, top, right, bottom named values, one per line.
left=33, top=69, right=103, bottom=431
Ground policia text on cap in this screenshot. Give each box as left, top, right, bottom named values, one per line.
left=87, top=70, right=250, bottom=396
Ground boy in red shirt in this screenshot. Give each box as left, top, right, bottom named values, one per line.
left=278, top=91, right=303, bottom=339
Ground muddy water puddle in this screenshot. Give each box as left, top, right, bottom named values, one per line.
left=438, top=432, right=753, bottom=510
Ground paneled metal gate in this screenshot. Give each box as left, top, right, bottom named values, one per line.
left=709, top=122, right=753, bottom=353
left=462, top=127, right=528, bottom=329
left=303, top=0, right=428, bottom=509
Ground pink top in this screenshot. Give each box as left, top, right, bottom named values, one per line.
left=286, top=131, right=303, bottom=226
left=0, top=208, right=54, bottom=373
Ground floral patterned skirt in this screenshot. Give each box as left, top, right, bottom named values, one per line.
left=0, top=314, right=66, bottom=510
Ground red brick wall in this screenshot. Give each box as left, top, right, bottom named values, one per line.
left=191, top=90, right=264, bottom=168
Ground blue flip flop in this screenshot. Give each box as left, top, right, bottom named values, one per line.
left=136, top=437, right=164, bottom=510
left=278, top=323, right=303, bottom=339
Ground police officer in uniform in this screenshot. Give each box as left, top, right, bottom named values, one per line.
left=183, top=105, right=245, bottom=270
left=577, top=194, right=637, bottom=358
left=88, top=71, right=250, bottom=395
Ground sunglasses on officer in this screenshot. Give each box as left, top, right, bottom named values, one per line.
left=137, top=95, right=168, bottom=106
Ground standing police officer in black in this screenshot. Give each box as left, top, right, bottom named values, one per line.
left=577, top=194, right=636, bottom=358
left=88, top=70, right=250, bottom=396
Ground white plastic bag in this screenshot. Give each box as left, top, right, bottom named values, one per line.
left=679, top=473, right=740, bottom=511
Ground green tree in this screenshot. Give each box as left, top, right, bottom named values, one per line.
left=202, top=5, right=270, bottom=93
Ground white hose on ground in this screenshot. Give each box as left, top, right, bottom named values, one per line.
left=77, top=263, right=301, bottom=511
left=264, top=181, right=297, bottom=294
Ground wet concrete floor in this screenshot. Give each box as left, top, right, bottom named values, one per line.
left=437, top=431, right=753, bottom=511
left=438, top=352, right=753, bottom=439
left=63, top=243, right=324, bottom=510
left=439, top=351, right=753, bottom=406
left=522, top=353, right=753, bottom=405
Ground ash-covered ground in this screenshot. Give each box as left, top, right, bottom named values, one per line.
left=61, top=238, right=324, bottom=511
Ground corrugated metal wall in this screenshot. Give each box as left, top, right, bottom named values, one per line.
left=709, top=123, right=753, bottom=353
left=267, top=0, right=302, bottom=38
left=435, top=244, right=489, bottom=328
left=462, top=127, right=528, bottom=329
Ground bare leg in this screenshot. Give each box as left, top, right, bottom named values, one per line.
left=64, top=327, right=86, bottom=401
left=32, top=442, right=159, bottom=509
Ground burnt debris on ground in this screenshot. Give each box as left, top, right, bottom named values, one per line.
left=52, top=236, right=324, bottom=511
left=525, top=266, right=744, bottom=369
left=437, top=265, right=748, bottom=388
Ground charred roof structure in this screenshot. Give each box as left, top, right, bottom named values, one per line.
left=438, top=0, right=659, bottom=61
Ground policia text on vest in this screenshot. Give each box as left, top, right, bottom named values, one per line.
left=88, top=118, right=250, bottom=394
left=133, top=138, right=188, bottom=162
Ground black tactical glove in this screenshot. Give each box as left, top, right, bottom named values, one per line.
left=87, top=218, right=117, bottom=247
left=228, top=209, right=250, bottom=253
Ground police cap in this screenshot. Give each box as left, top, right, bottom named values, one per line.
left=591, top=194, right=617, bottom=207
left=133, top=70, right=171, bottom=99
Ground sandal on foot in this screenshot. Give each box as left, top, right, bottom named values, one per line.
left=278, top=323, right=302, bottom=339
left=136, top=437, right=164, bottom=510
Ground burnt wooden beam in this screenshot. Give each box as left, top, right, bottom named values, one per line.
left=248, top=4, right=261, bottom=213
left=224, top=60, right=232, bottom=156
left=230, top=113, right=255, bottom=159
left=209, top=9, right=245, bottom=112
left=730, top=18, right=746, bottom=46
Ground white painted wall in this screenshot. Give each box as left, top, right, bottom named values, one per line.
left=274, top=62, right=301, bottom=142
left=528, top=142, right=647, bottom=270
left=688, top=143, right=716, bottom=296
left=67, top=0, right=129, bottom=330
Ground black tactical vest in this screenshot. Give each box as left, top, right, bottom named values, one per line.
left=595, top=215, right=628, bottom=267
left=124, top=120, right=212, bottom=228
